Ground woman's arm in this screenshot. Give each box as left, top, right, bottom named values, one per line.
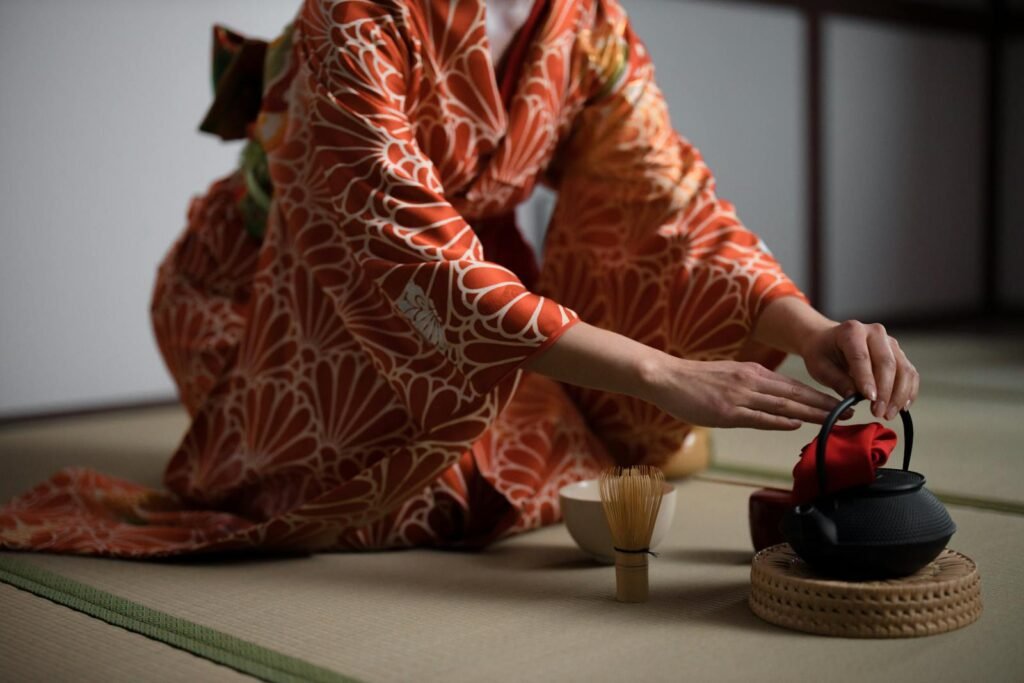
left=524, top=321, right=844, bottom=430
left=524, top=298, right=919, bottom=429
left=519, top=0, right=918, bottom=428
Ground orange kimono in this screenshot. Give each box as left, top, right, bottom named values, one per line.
left=0, top=0, right=805, bottom=556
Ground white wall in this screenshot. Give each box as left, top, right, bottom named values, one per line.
left=823, top=19, right=986, bottom=319
left=0, top=1, right=297, bottom=418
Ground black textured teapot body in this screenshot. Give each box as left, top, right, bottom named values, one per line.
left=782, top=394, right=956, bottom=580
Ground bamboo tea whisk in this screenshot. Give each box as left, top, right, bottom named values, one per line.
left=599, top=465, right=665, bottom=603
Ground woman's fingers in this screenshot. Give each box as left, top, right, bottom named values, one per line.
left=666, top=358, right=883, bottom=431
left=835, top=321, right=877, bottom=402
left=745, top=392, right=831, bottom=423
left=830, top=323, right=920, bottom=421
left=885, top=338, right=920, bottom=420
left=763, top=373, right=842, bottom=412
left=746, top=372, right=849, bottom=424
left=866, top=325, right=897, bottom=418
left=731, top=407, right=802, bottom=431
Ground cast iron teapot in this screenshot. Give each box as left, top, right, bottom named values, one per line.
left=782, top=393, right=956, bottom=580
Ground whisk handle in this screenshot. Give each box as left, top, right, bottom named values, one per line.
left=614, top=550, right=649, bottom=603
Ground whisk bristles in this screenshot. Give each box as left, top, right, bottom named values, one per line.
left=600, top=465, right=665, bottom=551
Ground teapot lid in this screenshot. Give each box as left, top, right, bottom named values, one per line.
left=860, top=468, right=924, bottom=496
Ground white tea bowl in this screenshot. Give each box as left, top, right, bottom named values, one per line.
left=558, top=478, right=676, bottom=564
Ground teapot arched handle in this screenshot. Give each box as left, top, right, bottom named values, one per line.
left=815, top=393, right=914, bottom=498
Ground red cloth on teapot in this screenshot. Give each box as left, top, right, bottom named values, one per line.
left=791, top=423, right=898, bottom=505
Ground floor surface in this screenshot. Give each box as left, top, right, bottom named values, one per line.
left=1, top=332, right=1021, bottom=682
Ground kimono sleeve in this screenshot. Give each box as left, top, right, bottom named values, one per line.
left=543, top=0, right=807, bottom=351
left=282, top=7, right=579, bottom=396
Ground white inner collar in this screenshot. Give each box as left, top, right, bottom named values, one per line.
left=484, top=0, right=535, bottom=66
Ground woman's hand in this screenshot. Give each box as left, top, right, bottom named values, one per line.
left=752, top=298, right=920, bottom=420
left=643, top=357, right=845, bottom=430
left=798, top=320, right=920, bottom=420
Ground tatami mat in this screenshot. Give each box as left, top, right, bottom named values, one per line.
left=2, top=478, right=1022, bottom=682
left=0, top=331, right=1022, bottom=682
left=1, top=583, right=254, bottom=683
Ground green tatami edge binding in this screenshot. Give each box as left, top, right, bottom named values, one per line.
left=0, top=556, right=360, bottom=683
left=705, top=462, right=1024, bottom=516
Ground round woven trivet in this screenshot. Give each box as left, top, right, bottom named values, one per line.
left=749, top=544, right=982, bottom=638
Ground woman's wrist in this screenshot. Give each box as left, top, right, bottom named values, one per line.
left=634, top=348, right=682, bottom=405
left=752, top=296, right=835, bottom=358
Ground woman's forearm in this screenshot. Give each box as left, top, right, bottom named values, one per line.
left=529, top=296, right=835, bottom=398
left=529, top=297, right=832, bottom=397
left=528, top=298, right=833, bottom=396
left=523, top=321, right=667, bottom=402
left=751, top=296, right=835, bottom=357
left=523, top=297, right=916, bottom=429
